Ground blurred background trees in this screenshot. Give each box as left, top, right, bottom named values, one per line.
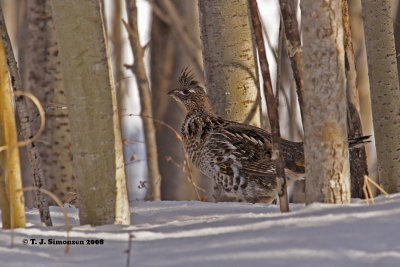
left=150, top=0, right=205, bottom=201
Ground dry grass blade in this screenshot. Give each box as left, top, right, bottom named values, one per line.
left=166, top=155, right=205, bottom=193
left=0, top=90, right=45, bottom=152
left=365, top=177, right=374, bottom=204
left=363, top=175, right=393, bottom=205
left=125, top=113, right=203, bottom=200
left=139, top=114, right=183, bottom=141
left=362, top=182, right=370, bottom=205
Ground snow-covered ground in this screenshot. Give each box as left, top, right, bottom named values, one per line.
left=1, top=194, right=399, bottom=267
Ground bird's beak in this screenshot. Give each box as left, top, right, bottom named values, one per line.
left=168, top=89, right=178, bottom=96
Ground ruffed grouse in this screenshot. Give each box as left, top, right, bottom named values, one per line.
left=169, top=70, right=366, bottom=203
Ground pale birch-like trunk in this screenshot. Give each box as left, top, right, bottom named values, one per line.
left=51, top=0, right=130, bottom=225
left=198, top=0, right=261, bottom=201
left=361, top=0, right=400, bottom=193
left=302, top=0, right=351, bottom=204
left=18, top=0, right=76, bottom=208
left=198, top=0, right=260, bottom=126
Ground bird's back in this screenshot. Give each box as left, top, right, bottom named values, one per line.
left=170, top=69, right=369, bottom=203
left=181, top=112, right=302, bottom=203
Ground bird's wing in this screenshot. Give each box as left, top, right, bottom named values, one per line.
left=226, top=121, right=305, bottom=173
left=205, top=122, right=276, bottom=177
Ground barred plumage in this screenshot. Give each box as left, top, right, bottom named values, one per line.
left=168, top=70, right=366, bottom=203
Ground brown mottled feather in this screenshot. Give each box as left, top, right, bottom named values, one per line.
left=168, top=70, right=367, bottom=203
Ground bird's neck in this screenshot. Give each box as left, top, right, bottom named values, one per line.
left=187, top=98, right=217, bottom=118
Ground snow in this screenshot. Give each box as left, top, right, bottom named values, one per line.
left=1, top=194, right=400, bottom=267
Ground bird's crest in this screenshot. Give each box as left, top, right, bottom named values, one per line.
left=178, top=68, right=199, bottom=89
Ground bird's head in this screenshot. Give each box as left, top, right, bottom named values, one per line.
left=168, top=69, right=212, bottom=113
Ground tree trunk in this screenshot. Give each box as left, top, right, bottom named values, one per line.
left=302, top=0, right=351, bottom=204
left=198, top=0, right=261, bottom=201
left=348, top=0, right=378, bottom=196
left=342, top=0, right=369, bottom=198
left=198, top=0, right=260, bottom=126
left=18, top=0, right=76, bottom=208
left=1, top=0, right=53, bottom=225
left=51, top=0, right=130, bottom=225
left=0, top=22, right=26, bottom=229
left=361, top=0, right=400, bottom=193
left=394, top=0, right=400, bottom=79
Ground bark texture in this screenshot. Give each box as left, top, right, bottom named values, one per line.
left=0, top=30, right=26, bottom=229
left=18, top=0, right=76, bottom=207
left=361, top=0, right=400, bottom=193
left=51, top=0, right=130, bottom=225
left=342, top=0, right=369, bottom=198
left=302, top=0, right=351, bottom=204
left=198, top=0, right=261, bottom=201
left=348, top=0, right=378, bottom=196
left=198, top=0, right=260, bottom=127
left=394, top=0, right=400, bottom=78
left=0, top=3, right=50, bottom=226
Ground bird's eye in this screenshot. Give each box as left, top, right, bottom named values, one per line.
left=182, top=89, right=190, bottom=95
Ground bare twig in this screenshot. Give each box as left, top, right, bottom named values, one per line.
left=0, top=91, right=45, bottom=153
left=165, top=156, right=205, bottom=194
left=122, top=138, right=146, bottom=145
left=124, top=113, right=203, bottom=200
left=275, top=15, right=284, bottom=107
left=125, top=233, right=135, bottom=267
left=182, top=153, right=202, bottom=200
left=149, top=0, right=203, bottom=77
left=363, top=175, right=392, bottom=205
left=124, top=0, right=162, bottom=200
left=279, top=0, right=304, bottom=121
left=0, top=6, right=52, bottom=226
left=125, top=114, right=182, bottom=140
left=249, top=0, right=289, bottom=212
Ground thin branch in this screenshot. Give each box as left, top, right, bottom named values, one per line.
left=124, top=113, right=203, bottom=200
left=149, top=0, right=204, bottom=78
left=249, top=0, right=289, bottom=212
left=125, top=233, right=134, bottom=267
left=124, top=0, right=162, bottom=200
left=363, top=175, right=393, bottom=205
left=279, top=0, right=304, bottom=122
left=275, top=15, right=284, bottom=107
